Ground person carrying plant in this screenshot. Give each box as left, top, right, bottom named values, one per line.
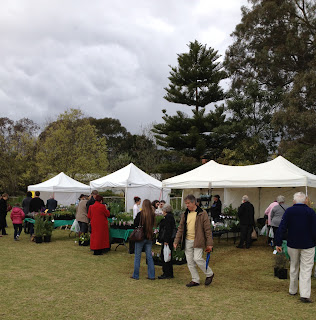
left=10, top=203, right=25, bottom=240
left=173, top=194, right=214, bottom=287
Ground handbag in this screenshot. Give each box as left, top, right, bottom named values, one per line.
left=251, top=227, right=258, bottom=240
left=129, top=215, right=144, bottom=242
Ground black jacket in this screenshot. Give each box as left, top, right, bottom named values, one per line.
left=46, top=198, right=58, bottom=212
left=238, top=201, right=255, bottom=226
left=29, top=197, right=45, bottom=213
left=158, top=213, right=176, bottom=244
left=210, top=200, right=222, bottom=219
left=0, top=198, right=7, bottom=216
left=22, top=196, right=32, bottom=215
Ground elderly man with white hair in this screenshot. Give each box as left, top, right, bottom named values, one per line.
left=275, top=192, right=316, bottom=303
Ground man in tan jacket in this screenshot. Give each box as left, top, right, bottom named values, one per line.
left=174, top=194, right=214, bottom=287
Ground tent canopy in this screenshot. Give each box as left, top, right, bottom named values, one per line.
left=162, top=156, right=316, bottom=189
left=28, top=172, right=91, bottom=193
left=90, top=163, right=164, bottom=189
left=90, top=163, right=170, bottom=212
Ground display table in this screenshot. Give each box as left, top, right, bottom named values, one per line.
left=24, top=218, right=74, bottom=228
left=110, top=228, right=134, bottom=250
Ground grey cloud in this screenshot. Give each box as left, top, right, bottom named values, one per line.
left=0, top=0, right=248, bottom=133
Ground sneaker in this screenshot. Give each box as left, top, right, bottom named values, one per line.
left=205, top=273, right=214, bottom=286
left=16, top=234, right=20, bottom=240
left=186, top=281, right=200, bottom=287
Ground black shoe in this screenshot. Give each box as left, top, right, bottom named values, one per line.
left=236, top=245, right=243, bottom=249
left=205, top=273, right=214, bottom=286
left=158, top=274, right=173, bottom=279
left=186, top=281, right=200, bottom=287
left=300, top=297, right=313, bottom=303
left=147, top=277, right=155, bottom=280
left=289, top=292, right=297, bottom=296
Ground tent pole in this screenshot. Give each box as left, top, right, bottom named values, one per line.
left=125, top=187, right=127, bottom=212
left=258, top=187, right=261, bottom=218
left=306, top=185, right=308, bottom=196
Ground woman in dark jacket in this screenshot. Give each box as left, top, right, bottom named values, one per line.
left=131, top=199, right=155, bottom=280
left=210, top=195, right=222, bottom=222
left=158, top=204, right=176, bottom=279
left=0, top=193, right=9, bottom=236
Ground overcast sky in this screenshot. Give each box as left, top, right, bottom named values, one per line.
left=0, top=0, right=248, bottom=134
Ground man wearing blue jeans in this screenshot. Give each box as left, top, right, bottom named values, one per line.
left=174, top=194, right=214, bottom=287
left=275, top=192, right=316, bottom=303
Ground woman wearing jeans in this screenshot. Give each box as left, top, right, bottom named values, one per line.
left=131, top=199, right=155, bottom=280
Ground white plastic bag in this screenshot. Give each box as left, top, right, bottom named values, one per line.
left=71, top=219, right=80, bottom=233
left=260, top=225, right=268, bottom=236
left=269, top=227, right=274, bottom=238
left=163, top=244, right=171, bottom=262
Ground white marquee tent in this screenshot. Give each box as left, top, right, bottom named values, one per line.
left=90, top=163, right=170, bottom=212
left=28, top=172, right=91, bottom=206
left=162, top=156, right=316, bottom=218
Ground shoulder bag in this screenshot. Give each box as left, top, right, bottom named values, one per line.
left=129, top=215, right=145, bottom=242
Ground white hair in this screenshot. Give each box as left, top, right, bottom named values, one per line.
left=277, top=195, right=285, bottom=203
left=242, top=195, right=249, bottom=202
left=293, top=192, right=306, bottom=204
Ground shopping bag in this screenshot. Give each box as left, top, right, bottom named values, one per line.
left=71, top=220, right=80, bottom=233
left=260, top=225, right=268, bottom=236
left=269, top=227, right=274, bottom=238
left=251, top=228, right=258, bottom=240
left=163, top=244, right=171, bottom=262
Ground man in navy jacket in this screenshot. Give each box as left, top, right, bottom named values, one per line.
left=275, top=192, right=316, bottom=303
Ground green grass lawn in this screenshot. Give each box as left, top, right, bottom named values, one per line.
left=0, top=219, right=315, bottom=320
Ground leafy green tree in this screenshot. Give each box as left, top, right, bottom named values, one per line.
left=153, top=106, right=228, bottom=162
left=154, top=40, right=228, bottom=166
left=164, top=40, right=226, bottom=112
left=224, top=0, right=316, bottom=164
left=0, top=117, right=39, bottom=194
left=36, top=109, right=108, bottom=181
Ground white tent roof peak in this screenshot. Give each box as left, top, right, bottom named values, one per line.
left=28, top=172, right=91, bottom=193
left=90, top=163, right=163, bottom=189
left=162, top=156, right=316, bottom=189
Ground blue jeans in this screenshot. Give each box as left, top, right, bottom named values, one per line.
left=132, top=239, right=155, bottom=279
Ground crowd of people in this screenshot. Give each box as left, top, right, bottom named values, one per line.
left=1, top=189, right=316, bottom=303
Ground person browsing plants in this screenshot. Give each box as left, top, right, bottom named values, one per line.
left=173, top=194, right=214, bottom=287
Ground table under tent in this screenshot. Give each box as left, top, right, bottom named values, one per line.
left=162, top=156, right=316, bottom=219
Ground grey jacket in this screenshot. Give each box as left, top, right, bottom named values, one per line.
left=76, top=200, right=88, bottom=223
left=270, top=204, right=288, bottom=227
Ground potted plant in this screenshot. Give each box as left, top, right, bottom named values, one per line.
left=79, top=233, right=90, bottom=246
left=274, top=252, right=288, bottom=279
left=34, top=213, right=45, bottom=243
left=43, top=215, right=54, bottom=242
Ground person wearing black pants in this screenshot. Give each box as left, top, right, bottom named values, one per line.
left=236, top=195, right=255, bottom=249
left=0, top=193, right=9, bottom=235
left=158, top=204, right=176, bottom=279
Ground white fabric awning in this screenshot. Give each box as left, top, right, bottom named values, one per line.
left=162, top=156, right=316, bottom=189
left=28, top=172, right=91, bottom=193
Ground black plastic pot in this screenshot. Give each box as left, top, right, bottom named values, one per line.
left=278, top=268, right=288, bottom=279
left=274, top=267, right=279, bottom=277
left=44, top=235, right=51, bottom=243
left=35, top=236, right=43, bottom=243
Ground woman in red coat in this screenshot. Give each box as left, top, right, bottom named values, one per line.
left=87, top=195, right=110, bottom=255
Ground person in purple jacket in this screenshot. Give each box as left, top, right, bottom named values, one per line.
left=275, top=192, right=316, bottom=303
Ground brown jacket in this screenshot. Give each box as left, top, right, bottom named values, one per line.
left=76, top=199, right=88, bottom=223
left=174, top=206, right=213, bottom=249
